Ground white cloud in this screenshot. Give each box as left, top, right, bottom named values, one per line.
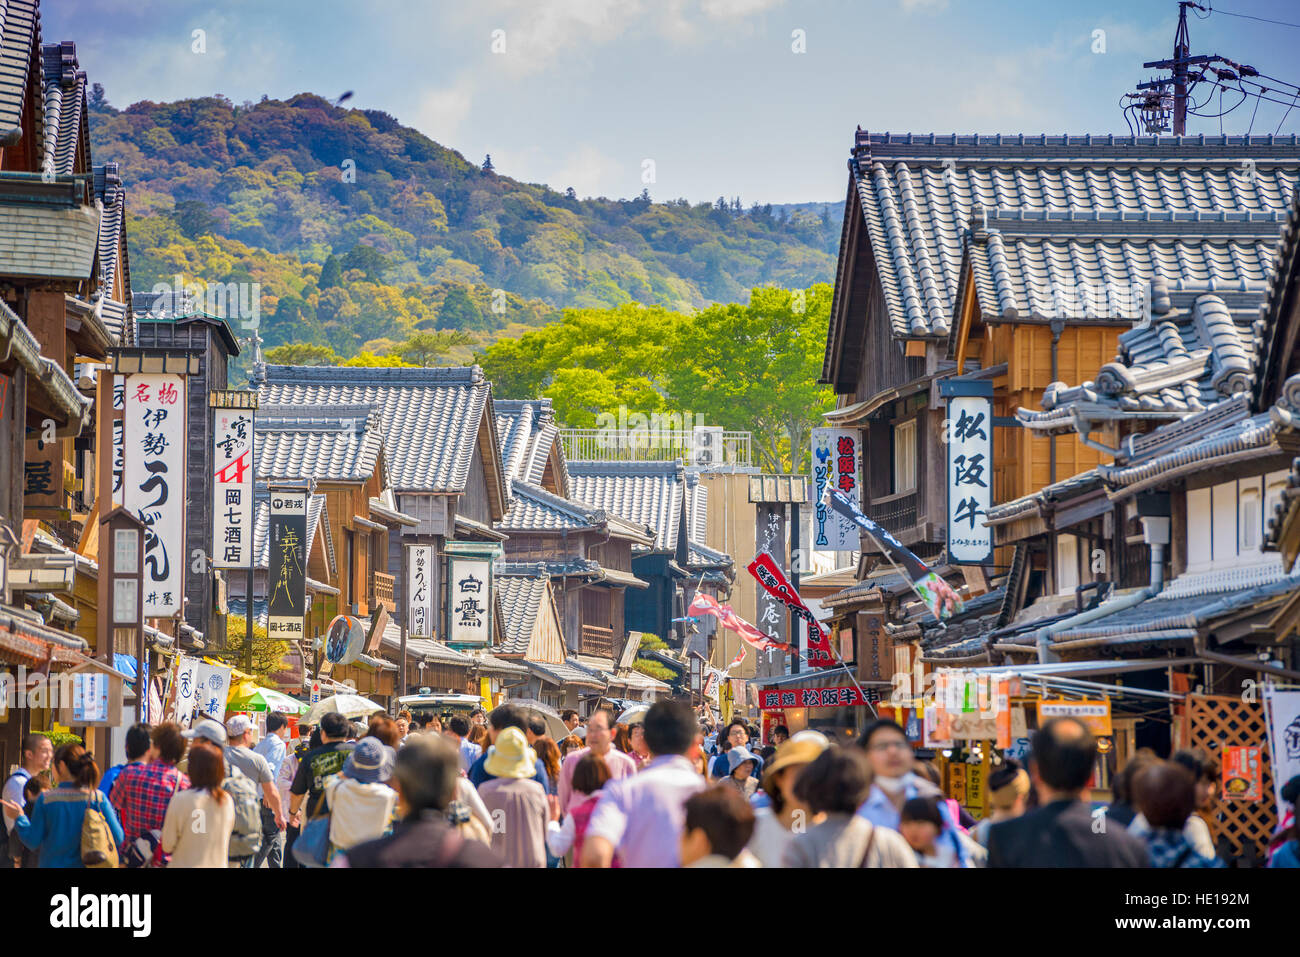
left=411, top=83, right=475, bottom=145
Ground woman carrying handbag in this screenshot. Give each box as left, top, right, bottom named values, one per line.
left=1, top=744, right=124, bottom=868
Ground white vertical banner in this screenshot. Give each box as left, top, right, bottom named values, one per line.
left=112, top=375, right=125, bottom=507
left=1265, top=688, right=1300, bottom=821
left=172, top=654, right=201, bottom=728
left=944, top=387, right=993, bottom=564
left=447, top=555, right=492, bottom=645
left=192, top=660, right=232, bottom=723
left=124, top=373, right=187, bottom=617
left=407, top=545, right=435, bottom=638
left=212, top=405, right=254, bottom=569
left=811, top=427, right=861, bottom=550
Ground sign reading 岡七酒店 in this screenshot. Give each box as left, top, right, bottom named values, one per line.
left=445, top=541, right=502, bottom=647
left=941, top=381, right=993, bottom=565
left=212, top=401, right=254, bottom=569
left=811, top=428, right=860, bottom=551
left=124, top=373, right=187, bottom=617
left=267, top=489, right=308, bottom=638
left=407, top=545, right=435, bottom=638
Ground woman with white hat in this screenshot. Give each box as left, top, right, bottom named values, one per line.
left=478, top=727, right=550, bottom=867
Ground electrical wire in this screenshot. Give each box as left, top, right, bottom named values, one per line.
left=1205, top=3, right=1300, bottom=30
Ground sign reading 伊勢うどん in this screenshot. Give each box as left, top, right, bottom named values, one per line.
left=124, top=373, right=187, bottom=617
left=407, top=545, right=435, bottom=638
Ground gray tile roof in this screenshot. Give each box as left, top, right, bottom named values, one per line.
left=495, top=398, right=569, bottom=497
left=1019, top=284, right=1272, bottom=432
left=985, top=469, right=1102, bottom=524
left=40, top=41, right=85, bottom=177
left=524, top=657, right=607, bottom=689
left=686, top=473, right=708, bottom=542
left=0, top=198, right=99, bottom=280
left=1096, top=411, right=1277, bottom=495
left=499, top=482, right=599, bottom=532
left=379, top=626, right=473, bottom=667
left=258, top=365, right=497, bottom=496
left=569, top=459, right=685, bottom=551
left=0, top=0, right=39, bottom=145
left=846, top=131, right=1300, bottom=339
left=495, top=568, right=550, bottom=656
left=255, top=403, right=387, bottom=485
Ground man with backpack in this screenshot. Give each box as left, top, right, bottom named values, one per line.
left=184, top=719, right=266, bottom=867
left=1, top=734, right=52, bottom=868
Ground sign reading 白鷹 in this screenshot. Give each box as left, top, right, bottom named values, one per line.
left=212, top=404, right=254, bottom=569
left=124, top=373, right=187, bottom=616
left=267, top=489, right=308, bottom=639
left=407, top=545, right=435, bottom=638
left=446, top=541, right=500, bottom=647
left=811, top=427, right=860, bottom=551
left=942, top=381, right=993, bottom=565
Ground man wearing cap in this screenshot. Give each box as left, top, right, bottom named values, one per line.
left=226, top=715, right=286, bottom=867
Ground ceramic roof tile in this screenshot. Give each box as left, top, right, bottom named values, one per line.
left=0, top=201, right=99, bottom=279
left=847, top=132, right=1300, bottom=339
left=0, top=1, right=40, bottom=142
left=498, top=482, right=599, bottom=532
left=495, top=569, right=549, bottom=655
left=568, top=460, right=684, bottom=551
left=255, top=403, right=387, bottom=485
left=258, top=365, right=492, bottom=494
left=494, top=398, right=569, bottom=497
left=40, top=41, right=84, bottom=177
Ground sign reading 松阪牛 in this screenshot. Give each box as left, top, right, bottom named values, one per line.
left=124, top=373, right=187, bottom=617
left=942, top=382, right=993, bottom=565
left=267, top=489, right=308, bottom=639
left=811, top=427, right=860, bottom=551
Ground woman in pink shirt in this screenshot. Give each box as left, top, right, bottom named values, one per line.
left=546, top=753, right=618, bottom=867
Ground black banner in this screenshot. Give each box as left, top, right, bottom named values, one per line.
left=268, top=489, right=308, bottom=638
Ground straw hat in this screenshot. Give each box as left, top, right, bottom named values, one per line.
left=483, top=727, right=538, bottom=780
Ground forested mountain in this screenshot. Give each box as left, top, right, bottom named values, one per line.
left=88, top=89, right=840, bottom=359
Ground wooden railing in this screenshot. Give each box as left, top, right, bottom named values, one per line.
left=580, top=624, right=615, bottom=658
left=867, top=490, right=919, bottom=537
left=370, top=571, right=396, bottom=611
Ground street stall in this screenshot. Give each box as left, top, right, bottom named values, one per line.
left=757, top=666, right=887, bottom=743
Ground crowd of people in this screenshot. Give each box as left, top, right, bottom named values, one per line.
left=2, top=700, right=1299, bottom=869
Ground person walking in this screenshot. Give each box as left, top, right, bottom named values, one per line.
left=556, top=710, right=636, bottom=816
left=160, top=740, right=234, bottom=868
left=99, top=724, right=152, bottom=801
left=447, top=715, right=481, bottom=772
left=782, top=746, right=917, bottom=868
left=3, top=744, right=124, bottom=869
left=747, top=736, right=828, bottom=867
left=1132, top=760, right=1223, bottom=868
left=278, top=723, right=313, bottom=867
left=478, top=728, right=550, bottom=868
left=319, top=738, right=398, bottom=861
left=466, top=705, right=548, bottom=789
left=680, top=786, right=760, bottom=867
left=899, top=796, right=986, bottom=867
left=972, top=759, right=1030, bottom=847
left=1, top=733, right=53, bottom=866
left=581, top=700, right=707, bottom=868
left=7, top=776, right=47, bottom=867
left=709, top=719, right=750, bottom=779
left=222, top=714, right=284, bottom=867
left=253, top=713, right=291, bottom=868
left=986, top=717, right=1149, bottom=867
left=339, top=734, right=501, bottom=868
left=288, top=712, right=357, bottom=830
left=721, top=746, right=760, bottom=800
left=1130, top=749, right=1217, bottom=859
left=112, top=722, right=190, bottom=867
left=545, top=752, right=611, bottom=867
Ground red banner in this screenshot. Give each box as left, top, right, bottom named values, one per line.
left=746, top=552, right=835, bottom=667
left=688, top=592, right=788, bottom=651
left=759, top=685, right=881, bottom=711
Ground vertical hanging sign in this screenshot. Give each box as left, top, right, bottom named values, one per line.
left=212, top=398, right=255, bottom=569
left=446, top=542, right=499, bottom=646
left=112, top=376, right=125, bottom=507
left=941, top=381, right=993, bottom=565
left=811, top=427, right=861, bottom=550
left=407, top=544, right=435, bottom=638
left=124, top=373, right=187, bottom=617
left=268, top=489, right=308, bottom=639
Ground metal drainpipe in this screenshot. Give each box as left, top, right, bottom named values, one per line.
left=1049, top=319, right=1064, bottom=487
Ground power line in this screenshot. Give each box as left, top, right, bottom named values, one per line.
left=1205, top=3, right=1300, bottom=30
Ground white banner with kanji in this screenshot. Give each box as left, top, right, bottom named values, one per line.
left=212, top=406, right=254, bottom=568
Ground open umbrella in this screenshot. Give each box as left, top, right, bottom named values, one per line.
left=227, top=684, right=308, bottom=715
left=616, top=704, right=650, bottom=726
left=301, top=692, right=383, bottom=725
left=501, top=698, right=569, bottom=741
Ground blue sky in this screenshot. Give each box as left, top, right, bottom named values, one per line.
left=51, top=0, right=1300, bottom=204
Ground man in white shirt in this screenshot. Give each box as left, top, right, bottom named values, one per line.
left=2, top=733, right=52, bottom=866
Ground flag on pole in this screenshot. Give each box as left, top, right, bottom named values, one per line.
left=822, top=486, right=964, bottom=620
left=688, top=592, right=788, bottom=651
left=746, top=552, right=835, bottom=667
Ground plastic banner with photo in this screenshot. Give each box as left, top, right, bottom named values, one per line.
left=1265, top=687, right=1300, bottom=820
left=822, top=486, right=963, bottom=620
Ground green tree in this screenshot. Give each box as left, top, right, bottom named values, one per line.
left=223, top=618, right=292, bottom=682
left=391, top=330, right=473, bottom=366
left=264, top=342, right=340, bottom=365
left=341, top=243, right=389, bottom=283
left=172, top=200, right=219, bottom=239
left=436, top=284, right=484, bottom=331
left=318, top=253, right=343, bottom=290
left=662, top=284, right=834, bottom=472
